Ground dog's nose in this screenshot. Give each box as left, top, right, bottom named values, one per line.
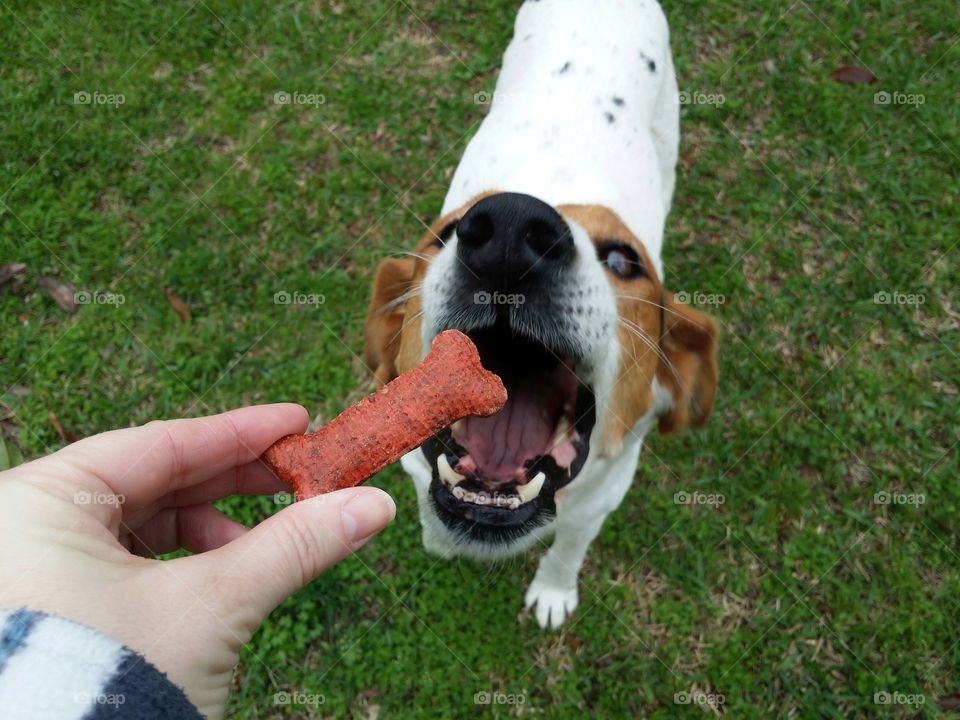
left=456, top=192, right=574, bottom=285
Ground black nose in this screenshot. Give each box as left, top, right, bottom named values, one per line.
left=456, top=192, right=574, bottom=287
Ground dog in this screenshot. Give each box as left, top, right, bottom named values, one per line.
left=364, top=0, right=718, bottom=629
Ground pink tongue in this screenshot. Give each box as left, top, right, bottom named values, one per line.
left=457, top=377, right=564, bottom=481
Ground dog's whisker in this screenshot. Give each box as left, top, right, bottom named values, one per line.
left=378, top=286, right=422, bottom=313
left=613, top=292, right=712, bottom=329
left=392, top=250, right=433, bottom=263
left=618, top=317, right=681, bottom=384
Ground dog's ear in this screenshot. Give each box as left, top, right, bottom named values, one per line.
left=365, top=257, right=416, bottom=385
left=656, top=292, right=719, bottom=435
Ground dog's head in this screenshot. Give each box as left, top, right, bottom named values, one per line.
left=366, top=192, right=717, bottom=556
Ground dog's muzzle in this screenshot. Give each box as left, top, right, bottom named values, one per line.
left=424, top=192, right=597, bottom=546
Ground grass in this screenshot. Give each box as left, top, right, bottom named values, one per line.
left=1, top=0, right=958, bottom=717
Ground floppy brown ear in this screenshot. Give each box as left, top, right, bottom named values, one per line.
left=656, top=292, right=719, bottom=435
left=364, top=257, right=416, bottom=385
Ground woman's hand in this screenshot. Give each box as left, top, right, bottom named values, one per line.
left=0, top=404, right=395, bottom=719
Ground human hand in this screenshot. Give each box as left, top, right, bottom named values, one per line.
left=0, top=404, right=396, bottom=719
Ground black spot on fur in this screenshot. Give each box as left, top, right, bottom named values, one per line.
left=639, top=51, right=657, bottom=73
left=557, top=61, right=572, bottom=74
left=604, top=112, right=615, bottom=124
left=612, top=96, right=625, bottom=107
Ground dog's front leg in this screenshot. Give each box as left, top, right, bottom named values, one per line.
left=524, top=436, right=646, bottom=629
left=524, top=513, right=609, bottom=629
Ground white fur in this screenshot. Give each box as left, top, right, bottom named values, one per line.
left=405, top=0, right=679, bottom=628
left=442, top=0, right=678, bottom=279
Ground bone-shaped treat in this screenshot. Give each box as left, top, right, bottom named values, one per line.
left=263, top=330, right=507, bottom=499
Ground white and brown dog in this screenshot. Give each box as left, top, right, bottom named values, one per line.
left=364, top=0, right=718, bottom=628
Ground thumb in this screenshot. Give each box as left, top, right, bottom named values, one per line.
left=193, top=487, right=396, bottom=618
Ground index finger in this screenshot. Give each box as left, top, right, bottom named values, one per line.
left=48, top=404, right=308, bottom=505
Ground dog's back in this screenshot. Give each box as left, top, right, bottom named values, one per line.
left=445, top=0, right=678, bottom=276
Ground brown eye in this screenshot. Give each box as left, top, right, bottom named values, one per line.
left=597, top=241, right=646, bottom=280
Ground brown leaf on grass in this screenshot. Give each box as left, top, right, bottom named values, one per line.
left=939, top=694, right=960, bottom=711
left=48, top=411, right=79, bottom=443
left=830, top=65, right=877, bottom=84
left=38, top=276, right=77, bottom=314
left=162, top=287, right=191, bottom=323
left=0, top=263, right=27, bottom=286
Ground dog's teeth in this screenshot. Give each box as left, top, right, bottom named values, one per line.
left=508, top=496, right=521, bottom=510
left=463, top=490, right=477, bottom=503
left=452, top=485, right=465, bottom=500
left=437, top=454, right=466, bottom=489
left=518, top=472, right=546, bottom=504
left=552, top=414, right=571, bottom=446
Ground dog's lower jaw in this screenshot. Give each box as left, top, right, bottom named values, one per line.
left=402, top=406, right=653, bottom=629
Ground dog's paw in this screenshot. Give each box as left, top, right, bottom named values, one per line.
left=524, top=580, right=578, bottom=630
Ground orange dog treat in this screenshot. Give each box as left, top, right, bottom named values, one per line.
left=263, top=330, right=507, bottom=499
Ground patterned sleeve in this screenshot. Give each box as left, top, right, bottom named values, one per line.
left=0, top=608, right=204, bottom=720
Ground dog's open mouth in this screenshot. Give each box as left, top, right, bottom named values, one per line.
left=423, top=321, right=596, bottom=538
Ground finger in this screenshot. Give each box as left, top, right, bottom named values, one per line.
left=50, top=404, right=308, bottom=505
left=186, top=487, right=395, bottom=618
left=172, top=458, right=290, bottom=507
left=123, top=504, right=249, bottom=556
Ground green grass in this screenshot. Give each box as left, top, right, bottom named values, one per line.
left=2, top=1, right=958, bottom=717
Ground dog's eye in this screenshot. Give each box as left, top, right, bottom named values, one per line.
left=432, top=219, right=459, bottom=248
left=597, top=242, right=646, bottom=279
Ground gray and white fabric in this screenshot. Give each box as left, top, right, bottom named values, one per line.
left=0, top=608, right=203, bottom=720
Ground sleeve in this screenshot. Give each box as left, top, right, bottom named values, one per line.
left=0, top=608, right=204, bottom=720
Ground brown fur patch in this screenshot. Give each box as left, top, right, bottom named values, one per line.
left=364, top=194, right=496, bottom=382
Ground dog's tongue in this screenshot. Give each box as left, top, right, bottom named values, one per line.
left=454, top=369, right=570, bottom=481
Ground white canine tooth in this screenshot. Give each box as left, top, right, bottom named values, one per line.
left=452, top=486, right=465, bottom=500
left=552, top=414, right=571, bottom=446
left=517, top=472, right=546, bottom=504
left=508, top=497, right=521, bottom=510
left=437, top=454, right=466, bottom=489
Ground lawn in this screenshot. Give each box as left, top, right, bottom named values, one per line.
left=1, top=1, right=958, bottom=717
